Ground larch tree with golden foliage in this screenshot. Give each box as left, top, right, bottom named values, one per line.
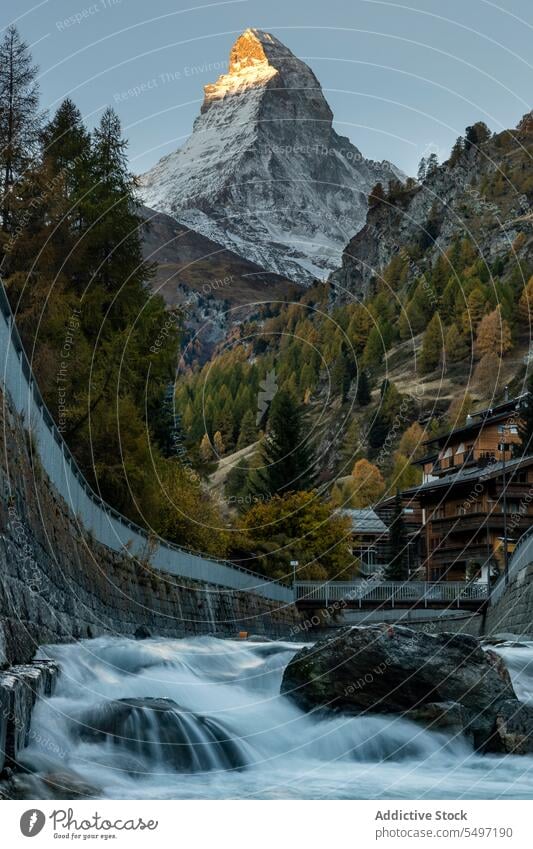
left=476, top=306, right=512, bottom=358
left=333, top=458, right=386, bottom=508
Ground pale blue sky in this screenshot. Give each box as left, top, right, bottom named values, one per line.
left=3, top=0, right=533, bottom=176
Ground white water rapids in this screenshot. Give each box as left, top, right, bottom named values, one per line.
left=17, top=636, right=533, bottom=799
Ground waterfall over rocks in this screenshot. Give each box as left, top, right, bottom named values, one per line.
left=7, top=635, right=533, bottom=799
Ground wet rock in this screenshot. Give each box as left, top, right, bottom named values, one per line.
left=134, top=626, right=151, bottom=640
left=404, top=701, right=469, bottom=736
left=78, top=697, right=247, bottom=773
left=489, top=700, right=533, bottom=754
left=281, top=625, right=520, bottom=750
left=0, top=660, right=59, bottom=772
left=6, top=768, right=100, bottom=800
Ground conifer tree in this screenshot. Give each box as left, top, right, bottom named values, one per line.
left=362, top=326, right=383, bottom=369
left=356, top=369, right=371, bottom=405
left=0, top=26, right=40, bottom=235
left=444, top=323, right=469, bottom=365
left=417, top=157, right=427, bottom=183
left=476, top=306, right=512, bottom=358
left=254, top=390, right=316, bottom=497
left=213, top=430, right=225, bottom=456
left=237, top=408, right=257, bottom=450
left=420, top=313, right=443, bottom=374
left=425, top=152, right=439, bottom=177
left=199, top=433, right=213, bottom=463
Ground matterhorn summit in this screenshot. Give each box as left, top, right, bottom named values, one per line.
left=140, top=28, right=402, bottom=284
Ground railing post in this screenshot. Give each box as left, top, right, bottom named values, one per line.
left=324, top=582, right=329, bottom=608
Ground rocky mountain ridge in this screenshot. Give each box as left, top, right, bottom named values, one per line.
left=140, top=28, right=402, bottom=284
left=330, top=115, right=533, bottom=302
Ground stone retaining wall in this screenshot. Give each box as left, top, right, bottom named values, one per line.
left=484, top=564, right=533, bottom=637
left=0, top=387, right=300, bottom=667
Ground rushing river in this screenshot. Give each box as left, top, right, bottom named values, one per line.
left=17, top=636, right=533, bottom=799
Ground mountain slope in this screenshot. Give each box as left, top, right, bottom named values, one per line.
left=140, top=204, right=300, bottom=362
left=140, top=28, right=402, bottom=285
left=331, top=115, right=533, bottom=302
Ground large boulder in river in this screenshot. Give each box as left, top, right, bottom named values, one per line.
left=77, top=697, right=247, bottom=773
left=281, top=625, right=521, bottom=750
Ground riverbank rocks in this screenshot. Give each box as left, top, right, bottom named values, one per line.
left=281, top=625, right=530, bottom=751
left=491, top=700, right=533, bottom=754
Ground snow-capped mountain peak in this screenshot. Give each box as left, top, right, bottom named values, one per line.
left=140, top=28, right=403, bottom=284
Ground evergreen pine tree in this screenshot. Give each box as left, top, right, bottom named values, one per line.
left=152, top=382, right=185, bottom=458
left=362, top=326, right=383, bottom=369
left=237, top=408, right=257, bottom=449
left=420, top=313, right=443, bottom=374
left=356, top=369, right=371, bottom=405
left=255, top=390, right=316, bottom=497
left=448, top=137, right=464, bottom=166
left=86, top=107, right=153, bottom=308
left=425, top=152, right=439, bottom=177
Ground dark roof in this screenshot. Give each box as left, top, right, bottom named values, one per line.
left=338, top=508, right=388, bottom=534
left=412, top=451, right=439, bottom=468
left=402, top=454, right=533, bottom=498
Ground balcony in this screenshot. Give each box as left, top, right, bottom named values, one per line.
left=431, top=544, right=490, bottom=565
left=430, top=511, right=532, bottom=533
left=431, top=448, right=512, bottom=476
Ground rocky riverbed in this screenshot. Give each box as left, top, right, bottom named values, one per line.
left=2, top=631, right=533, bottom=800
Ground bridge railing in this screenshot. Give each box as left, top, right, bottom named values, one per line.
left=0, top=282, right=292, bottom=604
left=294, top=580, right=489, bottom=607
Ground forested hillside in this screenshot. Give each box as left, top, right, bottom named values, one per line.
left=175, top=114, right=533, bottom=542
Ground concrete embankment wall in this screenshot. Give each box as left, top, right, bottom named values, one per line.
left=484, top=563, right=533, bottom=637
left=0, top=383, right=299, bottom=667
left=0, top=278, right=300, bottom=667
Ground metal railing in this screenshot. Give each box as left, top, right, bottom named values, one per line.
left=0, top=282, right=292, bottom=604
left=294, top=580, right=489, bottom=608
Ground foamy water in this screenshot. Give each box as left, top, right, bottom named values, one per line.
left=16, top=636, right=533, bottom=799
